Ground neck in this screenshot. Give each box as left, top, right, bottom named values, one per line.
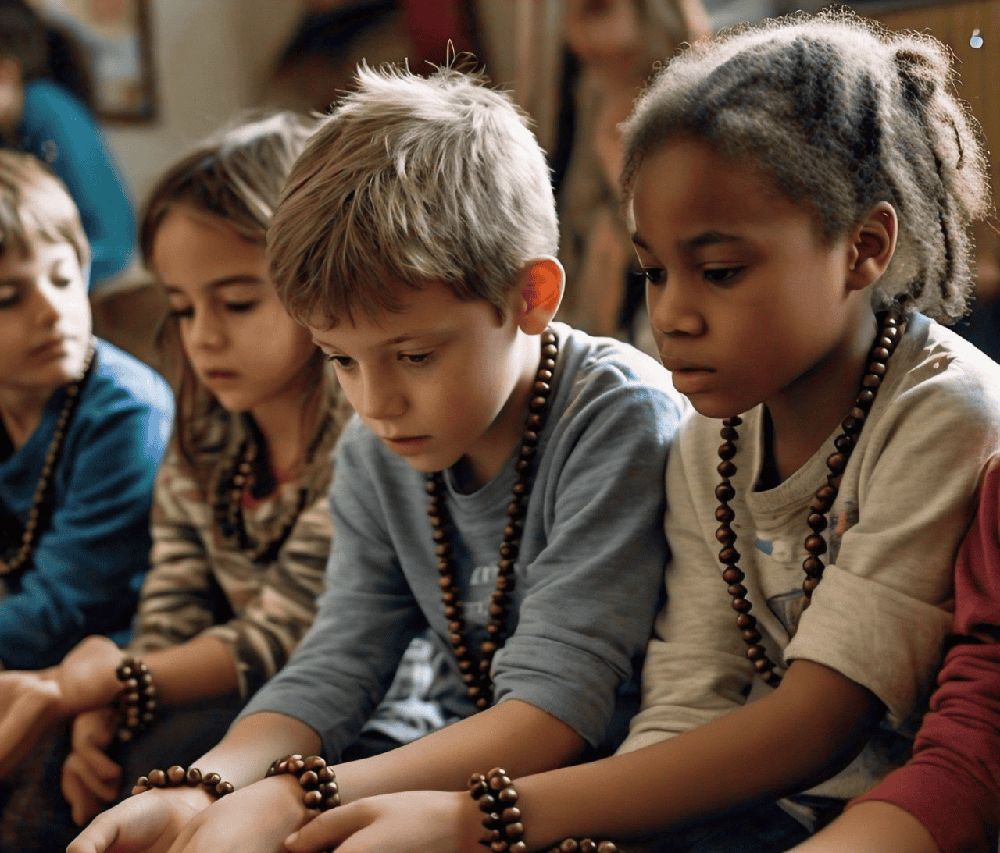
left=0, top=385, right=57, bottom=450
left=464, top=330, right=543, bottom=488
left=249, top=386, right=311, bottom=479
left=764, top=309, right=877, bottom=484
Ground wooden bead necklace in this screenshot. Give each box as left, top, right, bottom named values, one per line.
left=426, top=328, right=559, bottom=710
left=0, top=343, right=96, bottom=577
left=214, top=429, right=311, bottom=564
left=715, top=311, right=904, bottom=687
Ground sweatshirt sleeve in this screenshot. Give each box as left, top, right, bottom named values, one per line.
left=851, top=457, right=1000, bottom=853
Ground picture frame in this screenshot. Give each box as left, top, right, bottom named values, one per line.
left=31, top=0, right=156, bottom=122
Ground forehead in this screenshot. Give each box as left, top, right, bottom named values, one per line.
left=630, top=138, right=821, bottom=250
left=0, top=238, right=79, bottom=273
left=308, top=279, right=500, bottom=350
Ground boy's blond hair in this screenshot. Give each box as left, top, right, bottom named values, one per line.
left=0, top=150, right=89, bottom=271
left=269, top=64, right=559, bottom=327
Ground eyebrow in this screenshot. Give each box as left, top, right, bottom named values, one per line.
left=631, top=230, right=743, bottom=253
left=313, top=330, right=449, bottom=352
left=163, top=274, right=264, bottom=295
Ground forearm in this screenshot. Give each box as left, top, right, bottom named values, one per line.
left=335, top=699, right=585, bottom=803
left=510, top=660, right=880, bottom=848
left=787, top=801, right=938, bottom=853
left=143, top=635, right=239, bottom=705
left=193, top=711, right=323, bottom=789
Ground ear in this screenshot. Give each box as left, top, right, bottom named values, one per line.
left=846, top=202, right=897, bottom=291
left=515, top=256, right=565, bottom=335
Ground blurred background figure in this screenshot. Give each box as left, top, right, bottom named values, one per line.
left=547, top=0, right=713, bottom=351
left=0, top=0, right=134, bottom=294
left=264, top=0, right=482, bottom=112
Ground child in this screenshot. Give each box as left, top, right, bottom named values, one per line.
left=788, top=454, right=1000, bottom=853
left=230, top=12, right=1000, bottom=853
left=0, top=150, right=171, bottom=671
left=0, top=112, right=356, bottom=853
left=68, top=64, right=687, bottom=853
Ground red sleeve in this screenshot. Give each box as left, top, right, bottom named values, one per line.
left=852, top=459, right=1000, bottom=853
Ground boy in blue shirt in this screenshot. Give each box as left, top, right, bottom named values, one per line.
left=70, top=64, right=685, bottom=853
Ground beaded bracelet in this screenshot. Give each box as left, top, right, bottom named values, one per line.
left=114, top=656, right=157, bottom=742
left=470, top=768, right=619, bottom=853
left=130, top=765, right=235, bottom=800
left=266, top=754, right=341, bottom=812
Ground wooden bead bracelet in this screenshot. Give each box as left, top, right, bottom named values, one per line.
left=266, top=754, right=341, bottom=812
left=470, top=768, right=618, bottom=853
left=115, top=656, right=157, bottom=742
left=130, top=765, right=235, bottom=799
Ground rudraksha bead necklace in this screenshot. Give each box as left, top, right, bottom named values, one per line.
left=0, top=343, right=95, bottom=576
left=427, top=328, right=559, bottom=710
left=214, top=433, right=310, bottom=563
left=715, top=311, right=904, bottom=687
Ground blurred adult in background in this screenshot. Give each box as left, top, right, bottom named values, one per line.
left=266, top=0, right=481, bottom=112
left=551, top=0, right=712, bottom=350
left=0, top=0, right=134, bottom=292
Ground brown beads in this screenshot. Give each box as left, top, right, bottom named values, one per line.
left=713, top=311, right=904, bottom=688
left=213, top=433, right=311, bottom=564
left=131, top=765, right=234, bottom=800
left=429, top=328, right=559, bottom=710
left=1, top=344, right=95, bottom=577
left=115, top=657, right=157, bottom=741
left=469, top=768, right=619, bottom=853
left=266, top=754, right=341, bottom=814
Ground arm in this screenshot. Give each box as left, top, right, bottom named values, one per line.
left=287, top=658, right=880, bottom=853
left=790, top=458, right=1000, bottom=853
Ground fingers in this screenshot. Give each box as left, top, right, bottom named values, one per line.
left=62, top=750, right=121, bottom=815
left=62, top=759, right=107, bottom=827
left=66, top=809, right=125, bottom=853
left=0, top=677, right=61, bottom=777
left=285, top=801, right=372, bottom=853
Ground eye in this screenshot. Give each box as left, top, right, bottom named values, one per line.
left=51, top=275, right=73, bottom=289
left=703, top=266, right=743, bottom=286
left=168, top=304, right=194, bottom=320
left=226, top=300, right=258, bottom=314
left=642, top=267, right=666, bottom=286
left=326, top=354, right=354, bottom=369
left=399, top=352, right=432, bottom=366
left=0, top=285, right=18, bottom=308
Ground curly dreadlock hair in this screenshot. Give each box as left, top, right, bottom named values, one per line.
left=621, top=9, right=992, bottom=323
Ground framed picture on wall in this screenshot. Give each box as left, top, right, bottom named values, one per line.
left=30, top=0, right=156, bottom=122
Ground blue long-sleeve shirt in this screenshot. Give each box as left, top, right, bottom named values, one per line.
left=0, top=339, right=173, bottom=669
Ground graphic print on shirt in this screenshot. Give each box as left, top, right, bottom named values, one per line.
left=755, top=499, right=859, bottom=636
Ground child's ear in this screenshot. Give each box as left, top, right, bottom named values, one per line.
left=846, top=202, right=897, bottom=291
left=516, top=256, right=565, bottom=335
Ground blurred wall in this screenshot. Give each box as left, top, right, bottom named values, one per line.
left=101, top=0, right=302, bottom=216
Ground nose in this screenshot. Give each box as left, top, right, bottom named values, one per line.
left=30, top=282, right=62, bottom=328
left=355, top=365, right=406, bottom=423
left=647, top=279, right=705, bottom=338
left=187, top=305, right=227, bottom=351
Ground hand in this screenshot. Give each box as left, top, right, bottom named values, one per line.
left=284, top=790, right=481, bottom=853
left=0, top=669, right=62, bottom=777
left=62, top=707, right=123, bottom=825
left=164, top=774, right=311, bottom=853
left=57, top=635, right=126, bottom=714
left=67, top=786, right=213, bottom=853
